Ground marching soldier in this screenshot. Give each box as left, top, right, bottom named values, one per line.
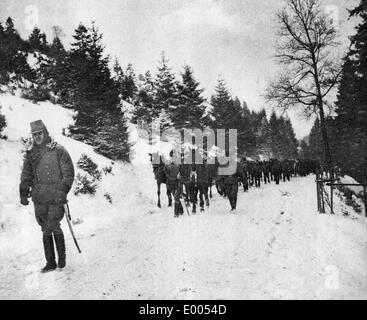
left=222, top=161, right=243, bottom=212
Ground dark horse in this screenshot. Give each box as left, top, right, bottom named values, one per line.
left=149, top=152, right=172, bottom=208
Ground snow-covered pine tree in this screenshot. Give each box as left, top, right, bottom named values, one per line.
left=132, top=70, right=156, bottom=124
left=113, top=60, right=138, bottom=103
left=332, top=0, right=367, bottom=182
left=94, top=109, right=131, bottom=162
left=210, top=79, right=244, bottom=156
left=170, top=64, right=206, bottom=129
left=28, top=27, right=49, bottom=54
left=122, top=63, right=138, bottom=102
left=154, top=52, right=178, bottom=129
left=68, top=22, right=119, bottom=140
left=209, top=78, right=233, bottom=129
left=22, top=26, right=53, bottom=102
left=47, top=31, right=71, bottom=103
left=0, top=17, right=31, bottom=84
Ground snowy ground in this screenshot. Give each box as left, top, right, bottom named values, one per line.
left=1, top=93, right=367, bottom=300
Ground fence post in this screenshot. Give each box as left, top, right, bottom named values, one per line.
left=330, top=180, right=334, bottom=214
left=321, top=182, right=325, bottom=213
left=316, top=172, right=320, bottom=212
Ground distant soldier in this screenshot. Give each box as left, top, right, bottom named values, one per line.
left=262, top=160, right=271, bottom=184
left=272, top=159, right=282, bottom=185
left=240, top=158, right=249, bottom=192
left=251, top=161, right=262, bottom=188
left=19, top=120, right=74, bottom=273
left=222, top=163, right=243, bottom=212
left=196, top=159, right=210, bottom=211
left=282, top=160, right=291, bottom=182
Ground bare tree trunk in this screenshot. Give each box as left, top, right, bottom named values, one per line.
left=318, top=100, right=334, bottom=179
left=312, top=52, right=334, bottom=179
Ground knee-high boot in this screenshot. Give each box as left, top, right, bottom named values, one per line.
left=54, top=232, right=66, bottom=269
left=41, top=234, right=57, bottom=273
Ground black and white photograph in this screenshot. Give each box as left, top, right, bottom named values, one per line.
left=0, top=0, right=366, bottom=301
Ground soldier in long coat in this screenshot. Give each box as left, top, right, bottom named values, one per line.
left=222, top=163, right=243, bottom=212
left=19, top=120, right=75, bottom=273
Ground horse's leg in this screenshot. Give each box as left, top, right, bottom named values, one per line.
left=157, top=181, right=161, bottom=208
left=215, top=181, right=221, bottom=196
left=190, top=185, right=197, bottom=213
left=199, top=184, right=204, bottom=211
left=167, top=183, right=172, bottom=207
left=204, top=184, right=209, bottom=207
left=209, top=180, right=213, bottom=198
left=184, top=183, right=190, bottom=206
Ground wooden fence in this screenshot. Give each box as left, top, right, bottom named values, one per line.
left=316, top=172, right=367, bottom=217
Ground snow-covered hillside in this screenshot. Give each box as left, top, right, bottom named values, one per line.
left=0, top=93, right=160, bottom=264
left=0, top=93, right=367, bottom=299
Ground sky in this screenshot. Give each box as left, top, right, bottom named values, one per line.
left=0, top=0, right=360, bottom=138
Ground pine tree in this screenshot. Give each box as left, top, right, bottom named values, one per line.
left=268, top=111, right=284, bottom=159
left=308, top=118, right=324, bottom=160
left=239, top=101, right=257, bottom=156
left=209, top=78, right=233, bottom=129
left=299, top=140, right=310, bottom=159
left=132, top=70, right=156, bottom=124
left=122, top=63, right=138, bottom=101
left=332, top=0, right=367, bottom=181
left=283, top=118, right=298, bottom=159
left=210, top=79, right=244, bottom=156
left=28, top=27, right=49, bottom=53
left=47, top=35, right=71, bottom=101
left=113, top=60, right=138, bottom=102
left=94, top=109, right=131, bottom=161
left=0, top=17, right=31, bottom=84
left=170, top=64, right=205, bottom=129
left=154, top=52, right=178, bottom=120
left=68, top=22, right=119, bottom=139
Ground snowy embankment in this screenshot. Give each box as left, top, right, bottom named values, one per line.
left=0, top=93, right=367, bottom=300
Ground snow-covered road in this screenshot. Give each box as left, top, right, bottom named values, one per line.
left=1, top=175, right=367, bottom=300
left=0, top=93, right=366, bottom=300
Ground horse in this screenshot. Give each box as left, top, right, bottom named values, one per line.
left=148, top=152, right=172, bottom=208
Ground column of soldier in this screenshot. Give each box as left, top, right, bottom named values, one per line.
left=161, top=156, right=319, bottom=217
